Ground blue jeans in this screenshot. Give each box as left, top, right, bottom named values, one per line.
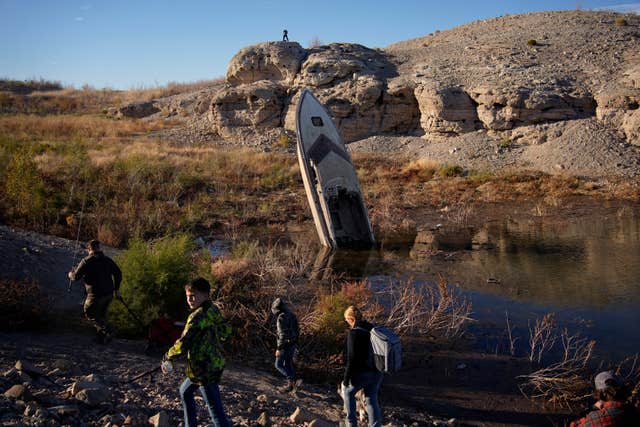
left=179, top=377, right=230, bottom=427
left=275, top=344, right=296, bottom=380
left=341, top=371, right=384, bottom=427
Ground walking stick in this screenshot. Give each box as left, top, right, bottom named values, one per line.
left=125, top=366, right=161, bottom=383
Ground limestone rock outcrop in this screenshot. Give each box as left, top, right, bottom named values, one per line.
left=209, top=80, right=286, bottom=141
left=226, top=42, right=306, bottom=86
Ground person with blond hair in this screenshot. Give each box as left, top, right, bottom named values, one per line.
left=341, top=305, right=383, bottom=427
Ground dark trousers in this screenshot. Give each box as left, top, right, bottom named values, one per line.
left=83, top=293, right=113, bottom=336
left=275, top=344, right=296, bottom=380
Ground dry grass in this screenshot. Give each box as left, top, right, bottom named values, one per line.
left=0, top=114, right=167, bottom=140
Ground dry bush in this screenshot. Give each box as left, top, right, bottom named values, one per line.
left=365, top=275, right=473, bottom=342
left=529, top=313, right=558, bottom=364
left=400, top=158, right=438, bottom=182
left=519, top=329, right=595, bottom=409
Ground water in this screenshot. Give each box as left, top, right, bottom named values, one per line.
left=310, top=203, right=640, bottom=361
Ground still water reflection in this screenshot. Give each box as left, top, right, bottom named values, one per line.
left=312, top=204, right=640, bottom=360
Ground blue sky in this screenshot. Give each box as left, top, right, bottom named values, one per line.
left=1, top=0, right=639, bottom=89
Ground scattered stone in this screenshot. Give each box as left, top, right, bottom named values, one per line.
left=75, top=387, right=112, bottom=406
left=149, top=411, right=171, bottom=427
left=15, top=360, right=43, bottom=377
left=47, top=405, right=80, bottom=416
left=257, top=411, right=270, bottom=426
left=4, top=384, right=33, bottom=401
left=290, top=406, right=315, bottom=423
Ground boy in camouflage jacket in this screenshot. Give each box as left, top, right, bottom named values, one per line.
left=162, top=278, right=232, bottom=427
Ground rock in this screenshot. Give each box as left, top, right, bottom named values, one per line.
left=70, top=379, right=103, bottom=396
left=123, top=413, right=149, bottom=426
left=308, top=419, right=335, bottom=427
left=256, top=411, right=270, bottom=426
left=47, top=405, right=80, bottom=416
left=256, top=394, right=268, bottom=402
left=209, top=80, right=287, bottom=141
left=4, top=384, right=33, bottom=401
left=75, top=387, right=112, bottom=406
left=289, top=406, right=315, bottom=423
left=50, top=359, right=77, bottom=374
left=15, top=359, right=43, bottom=377
left=415, top=83, right=479, bottom=135
left=110, top=101, right=160, bottom=119
left=149, top=411, right=171, bottom=427
left=227, top=42, right=306, bottom=85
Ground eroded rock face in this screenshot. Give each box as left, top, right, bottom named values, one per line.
left=198, top=11, right=639, bottom=148
left=226, top=42, right=306, bottom=85
left=469, top=86, right=596, bottom=131
left=595, top=75, right=640, bottom=145
left=209, top=80, right=286, bottom=140
left=415, top=84, right=479, bottom=134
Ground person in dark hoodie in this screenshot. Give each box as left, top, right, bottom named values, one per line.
left=342, top=305, right=383, bottom=427
left=68, top=239, right=122, bottom=344
left=271, top=297, right=300, bottom=392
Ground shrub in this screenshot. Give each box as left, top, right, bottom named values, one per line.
left=615, top=18, right=628, bottom=26
left=4, top=145, right=46, bottom=219
left=527, top=39, right=537, bottom=46
left=108, top=234, right=194, bottom=335
left=437, top=164, right=464, bottom=177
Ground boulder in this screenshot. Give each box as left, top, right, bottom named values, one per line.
left=75, top=387, right=111, bottom=406
left=227, top=42, right=306, bottom=86
left=110, top=101, right=160, bottom=119
left=469, top=85, right=595, bottom=131
left=209, top=80, right=287, bottom=141
left=595, top=86, right=640, bottom=145
left=415, top=84, right=479, bottom=134
left=4, top=384, right=33, bottom=401
left=15, top=360, right=43, bottom=377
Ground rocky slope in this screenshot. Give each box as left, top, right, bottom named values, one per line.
left=119, top=10, right=640, bottom=177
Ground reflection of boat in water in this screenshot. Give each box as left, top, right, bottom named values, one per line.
left=309, top=246, right=375, bottom=282
left=295, top=89, right=374, bottom=249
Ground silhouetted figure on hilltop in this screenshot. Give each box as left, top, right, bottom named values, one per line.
left=283, top=29, right=289, bottom=42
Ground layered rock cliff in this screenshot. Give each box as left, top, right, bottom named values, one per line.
left=195, top=10, right=638, bottom=148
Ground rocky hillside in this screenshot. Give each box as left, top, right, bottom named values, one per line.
left=117, top=10, right=640, bottom=176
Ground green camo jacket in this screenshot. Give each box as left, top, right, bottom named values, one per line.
left=165, top=300, right=231, bottom=385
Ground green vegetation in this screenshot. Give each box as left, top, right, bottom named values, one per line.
left=615, top=17, right=628, bottom=26
left=109, top=234, right=194, bottom=335
left=437, top=164, right=464, bottom=177
left=527, top=39, right=537, bottom=46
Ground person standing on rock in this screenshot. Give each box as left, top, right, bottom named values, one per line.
left=282, top=29, right=289, bottom=41
left=271, top=297, right=300, bottom=392
left=68, top=239, right=122, bottom=344
left=342, top=305, right=384, bottom=427
left=162, top=278, right=232, bottom=427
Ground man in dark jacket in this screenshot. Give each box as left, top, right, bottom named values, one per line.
left=342, top=305, right=383, bottom=427
left=271, top=297, right=300, bottom=392
left=68, top=239, right=122, bottom=343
